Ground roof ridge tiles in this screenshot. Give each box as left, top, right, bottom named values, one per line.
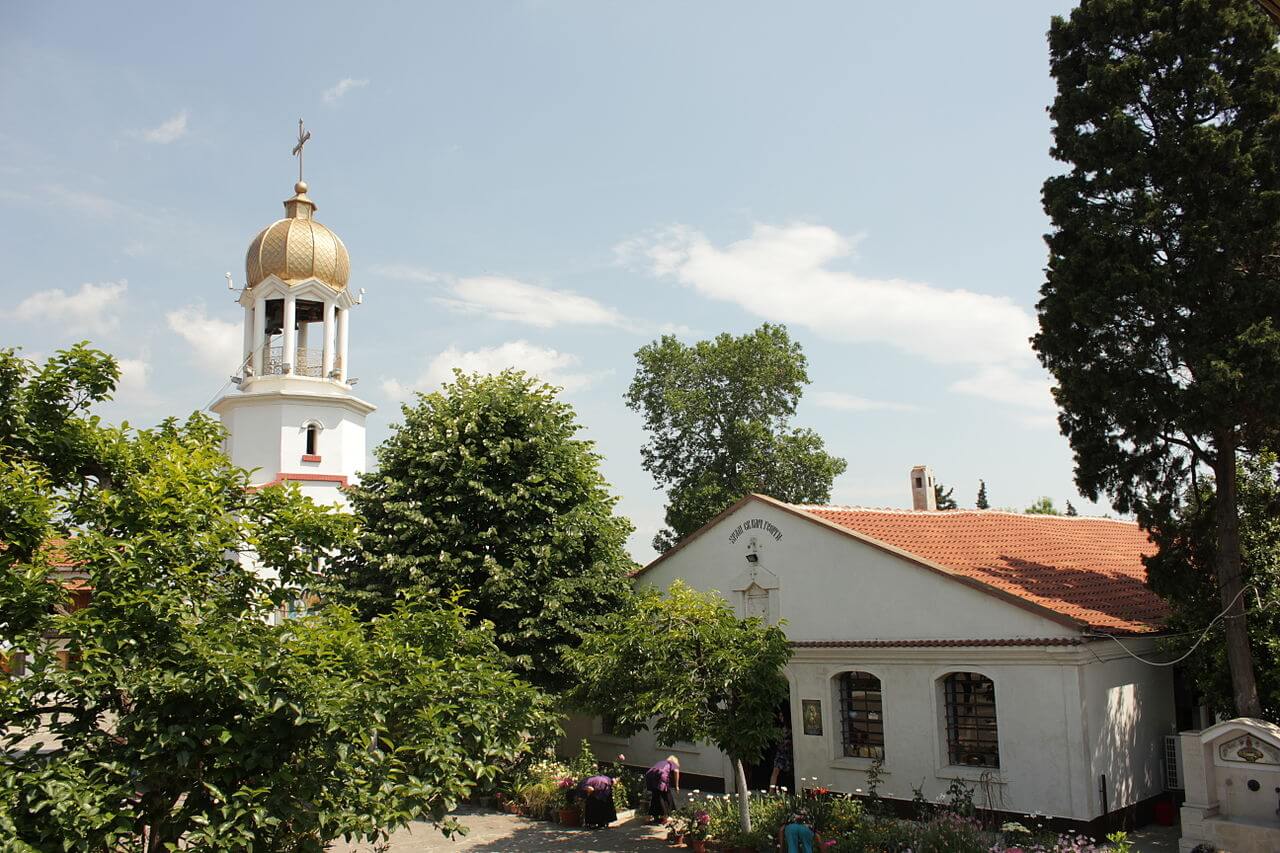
left=788, top=503, right=1137, bottom=525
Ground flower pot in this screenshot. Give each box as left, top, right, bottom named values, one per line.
left=558, top=807, right=581, bottom=827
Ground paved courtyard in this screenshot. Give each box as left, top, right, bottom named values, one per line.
left=329, top=807, right=668, bottom=852
left=330, top=807, right=1180, bottom=852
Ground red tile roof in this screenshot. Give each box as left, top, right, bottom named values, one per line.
left=794, top=505, right=1168, bottom=635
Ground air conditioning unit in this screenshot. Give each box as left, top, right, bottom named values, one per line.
left=1163, top=734, right=1183, bottom=790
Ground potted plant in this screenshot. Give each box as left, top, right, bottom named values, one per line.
left=668, top=812, right=690, bottom=846
left=685, top=808, right=712, bottom=852
left=556, top=776, right=582, bottom=827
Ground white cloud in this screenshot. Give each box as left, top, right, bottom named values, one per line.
left=165, top=304, right=242, bottom=374
left=949, top=365, right=1059, bottom=428
left=138, top=110, right=189, bottom=144
left=625, top=223, right=1037, bottom=366
left=811, top=390, right=920, bottom=413
left=323, top=78, right=369, bottom=103
left=623, top=222, right=1057, bottom=423
left=381, top=340, right=602, bottom=401
left=376, top=265, right=631, bottom=330
left=948, top=365, right=1054, bottom=411
left=371, top=264, right=443, bottom=283
left=114, top=356, right=151, bottom=399
left=440, top=276, right=627, bottom=328
left=10, top=280, right=127, bottom=336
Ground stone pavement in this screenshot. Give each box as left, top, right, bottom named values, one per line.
left=329, top=807, right=1182, bottom=852
left=328, top=806, right=668, bottom=852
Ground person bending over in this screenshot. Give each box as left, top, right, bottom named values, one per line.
left=777, top=810, right=822, bottom=853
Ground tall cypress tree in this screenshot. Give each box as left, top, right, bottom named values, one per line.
left=976, top=479, right=989, bottom=510
left=1036, top=0, right=1280, bottom=715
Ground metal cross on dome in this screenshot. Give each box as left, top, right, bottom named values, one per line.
left=292, top=118, right=311, bottom=183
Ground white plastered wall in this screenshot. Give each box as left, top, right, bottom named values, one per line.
left=1080, top=642, right=1176, bottom=816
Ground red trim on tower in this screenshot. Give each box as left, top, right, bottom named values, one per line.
left=301, top=454, right=322, bottom=463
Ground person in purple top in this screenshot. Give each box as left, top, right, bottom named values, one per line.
left=644, top=755, right=680, bottom=823
left=575, top=774, right=617, bottom=828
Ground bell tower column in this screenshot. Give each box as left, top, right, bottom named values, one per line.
left=242, top=303, right=254, bottom=365
left=252, top=292, right=267, bottom=375
left=282, top=294, right=297, bottom=374
left=337, top=307, right=349, bottom=383
left=322, top=300, right=335, bottom=378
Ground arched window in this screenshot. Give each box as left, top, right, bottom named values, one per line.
left=838, top=671, right=884, bottom=759
left=304, top=423, right=320, bottom=457
left=943, top=672, right=999, bottom=768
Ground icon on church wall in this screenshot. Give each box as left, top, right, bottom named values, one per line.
left=801, top=699, right=822, bottom=736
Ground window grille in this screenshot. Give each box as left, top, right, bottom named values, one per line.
left=839, top=671, right=885, bottom=759
left=943, top=672, right=999, bottom=768
left=1163, top=734, right=1182, bottom=790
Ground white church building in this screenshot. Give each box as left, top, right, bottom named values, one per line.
left=212, top=178, right=373, bottom=511
left=566, top=470, right=1181, bottom=832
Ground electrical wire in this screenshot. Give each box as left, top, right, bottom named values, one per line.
left=1085, top=584, right=1266, bottom=667
left=200, top=352, right=254, bottom=412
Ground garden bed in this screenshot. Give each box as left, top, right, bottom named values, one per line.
left=664, top=786, right=1141, bottom=852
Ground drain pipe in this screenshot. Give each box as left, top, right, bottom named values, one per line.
left=1099, top=774, right=1108, bottom=822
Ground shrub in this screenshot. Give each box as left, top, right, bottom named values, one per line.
left=568, top=738, right=597, bottom=779
left=822, top=795, right=865, bottom=837
left=916, top=811, right=988, bottom=853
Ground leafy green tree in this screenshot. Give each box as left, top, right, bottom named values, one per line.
left=1065, top=500, right=1079, bottom=517
left=1024, top=496, right=1062, bottom=516
left=626, top=325, right=847, bottom=552
left=0, top=346, right=553, bottom=850
left=1145, top=452, right=1280, bottom=719
left=328, top=369, right=634, bottom=692
left=934, top=483, right=958, bottom=510
left=569, top=581, right=791, bottom=833
left=976, top=479, right=989, bottom=510
left=1035, top=0, right=1280, bottom=715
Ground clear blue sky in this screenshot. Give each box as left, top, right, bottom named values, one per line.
left=0, top=1, right=1093, bottom=558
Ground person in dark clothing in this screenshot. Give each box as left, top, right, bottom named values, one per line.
left=770, top=712, right=793, bottom=790
left=576, top=774, right=618, bottom=828
left=644, top=755, right=680, bottom=823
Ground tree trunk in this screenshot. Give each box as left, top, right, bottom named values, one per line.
left=1211, top=438, right=1263, bottom=718
left=734, top=757, right=752, bottom=833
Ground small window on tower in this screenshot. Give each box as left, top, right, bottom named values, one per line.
left=305, top=424, right=319, bottom=456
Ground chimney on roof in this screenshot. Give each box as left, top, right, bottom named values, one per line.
left=910, top=465, right=936, bottom=511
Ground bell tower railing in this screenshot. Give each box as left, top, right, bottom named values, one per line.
left=256, top=342, right=342, bottom=378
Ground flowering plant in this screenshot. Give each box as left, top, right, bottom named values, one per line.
left=685, top=809, right=711, bottom=840
left=557, top=775, right=578, bottom=807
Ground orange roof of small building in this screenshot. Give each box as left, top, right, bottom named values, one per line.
left=793, top=504, right=1168, bottom=635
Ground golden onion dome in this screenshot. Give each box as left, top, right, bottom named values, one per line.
left=245, top=181, right=350, bottom=291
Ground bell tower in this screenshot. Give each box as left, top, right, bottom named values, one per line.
left=211, top=168, right=373, bottom=510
